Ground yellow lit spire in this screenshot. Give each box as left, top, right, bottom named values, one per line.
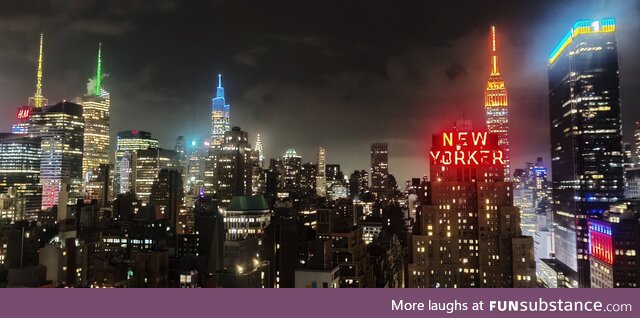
left=29, top=33, right=48, bottom=107
left=484, top=25, right=510, bottom=181
left=490, top=26, right=500, bottom=76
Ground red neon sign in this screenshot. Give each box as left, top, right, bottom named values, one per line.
left=16, top=106, right=31, bottom=121
left=429, top=131, right=504, bottom=166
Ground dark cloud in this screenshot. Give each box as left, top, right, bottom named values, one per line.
left=446, top=64, right=468, bottom=81
left=1, top=0, right=640, bottom=183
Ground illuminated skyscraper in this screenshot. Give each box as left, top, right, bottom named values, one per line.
left=211, top=74, right=230, bottom=148
left=114, top=130, right=159, bottom=194
left=30, top=102, right=84, bottom=210
left=28, top=33, right=48, bottom=108
left=634, top=122, right=640, bottom=163
left=316, top=147, right=326, bottom=197
left=408, top=126, right=535, bottom=288
left=370, top=143, right=388, bottom=198
left=132, top=148, right=180, bottom=203
left=283, top=149, right=302, bottom=189
left=548, top=18, right=623, bottom=288
left=79, top=44, right=111, bottom=190
left=0, top=134, right=42, bottom=220
left=255, top=133, right=264, bottom=168
left=484, top=26, right=510, bottom=181
left=215, top=127, right=254, bottom=206
left=301, top=163, right=318, bottom=196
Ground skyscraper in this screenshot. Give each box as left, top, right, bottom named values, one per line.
left=0, top=134, right=41, bottom=220
left=634, top=122, right=640, bottom=163
left=282, top=149, right=302, bottom=189
left=316, top=147, right=326, bottom=197
left=30, top=102, right=84, bottom=209
left=28, top=33, right=48, bottom=108
left=408, top=127, right=535, bottom=288
left=548, top=18, right=623, bottom=287
left=370, top=143, right=388, bottom=198
left=215, top=127, right=253, bottom=206
left=79, top=44, right=111, bottom=188
left=255, top=133, right=264, bottom=168
left=211, top=74, right=230, bottom=148
left=300, top=162, right=317, bottom=195
left=114, top=130, right=159, bottom=194
left=132, top=148, right=180, bottom=203
left=485, top=26, right=510, bottom=181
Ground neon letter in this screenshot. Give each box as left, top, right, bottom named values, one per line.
left=442, top=151, right=452, bottom=165
left=457, top=132, right=468, bottom=145
left=472, top=132, right=487, bottom=146
left=492, top=150, right=505, bottom=165
left=455, top=150, right=465, bottom=165
left=443, top=133, right=453, bottom=147
left=479, top=150, right=490, bottom=164
left=429, top=151, right=440, bottom=164
left=468, top=151, right=478, bottom=165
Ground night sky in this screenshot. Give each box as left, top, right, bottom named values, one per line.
left=1, top=0, right=640, bottom=183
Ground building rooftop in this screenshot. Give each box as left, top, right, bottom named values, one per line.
left=227, top=195, right=269, bottom=211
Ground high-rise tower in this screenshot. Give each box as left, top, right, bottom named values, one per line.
left=79, top=43, right=111, bottom=191
left=30, top=102, right=84, bottom=210
left=255, top=133, right=264, bottom=168
left=370, top=143, right=389, bottom=198
left=548, top=18, right=623, bottom=288
left=211, top=74, right=231, bottom=148
left=29, top=33, right=48, bottom=108
left=316, top=147, right=327, bottom=197
left=484, top=26, right=510, bottom=181
left=114, top=130, right=159, bottom=194
left=408, top=126, right=536, bottom=288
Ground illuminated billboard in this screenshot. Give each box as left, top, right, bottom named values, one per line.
left=16, top=106, right=32, bottom=121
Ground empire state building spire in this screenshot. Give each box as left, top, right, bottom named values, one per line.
left=484, top=26, right=511, bottom=180
left=29, top=33, right=48, bottom=107
left=211, top=74, right=231, bottom=147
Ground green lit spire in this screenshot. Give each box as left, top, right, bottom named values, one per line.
left=94, top=43, right=102, bottom=96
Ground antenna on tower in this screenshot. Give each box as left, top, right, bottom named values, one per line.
left=95, top=43, right=102, bottom=96
left=29, top=33, right=48, bottom=107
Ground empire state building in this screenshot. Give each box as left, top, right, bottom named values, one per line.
left=484, top=26, right=511, bottom=180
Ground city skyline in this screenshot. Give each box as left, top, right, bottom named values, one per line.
left=1, top=1, right=640, bottom=183
left=1, top=1, right=639, bottom=289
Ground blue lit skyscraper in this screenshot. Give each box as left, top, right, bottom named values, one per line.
left=211, top=74, right=230, bottom=148
left=548, top=18, right=623, bottom=288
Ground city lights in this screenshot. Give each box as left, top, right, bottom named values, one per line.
left=0, top=3, right=638, bottom=293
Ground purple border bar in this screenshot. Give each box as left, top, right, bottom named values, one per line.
left=1, top=288, right=637, bottom=318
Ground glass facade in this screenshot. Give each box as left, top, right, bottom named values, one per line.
left=548, top=18, right=623, bottom=287
left=30, top=102, right=85, bottom=210
left=114, top=130, right=159, bottom=194
left=0, top=134, right=42, bottom=220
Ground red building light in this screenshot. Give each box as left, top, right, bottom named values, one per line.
left=429, top=131, right=505, bottom=167
left=589, top=220, right=613, bottom=265
left=16, top=106, right=31, bottom=121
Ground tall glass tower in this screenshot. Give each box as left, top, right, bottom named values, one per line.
left=548, top=18, right=623, bottom=288
left=485, top=26, right=510, bottom=181
left=79, top=43, right=111, bottom=184
left=211, top=74, right=230, bottom=148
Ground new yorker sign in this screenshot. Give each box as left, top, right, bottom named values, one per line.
left=429, top=131, right=505, bottom=166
